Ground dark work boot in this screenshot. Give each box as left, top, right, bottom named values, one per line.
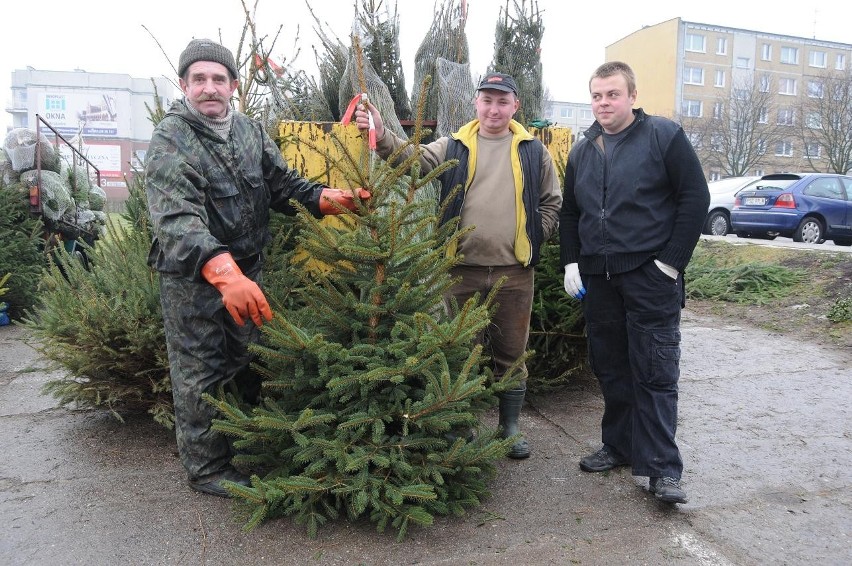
left=188, top=466, right=251, bottom=498
left=498, top=386, right=531, bottom=459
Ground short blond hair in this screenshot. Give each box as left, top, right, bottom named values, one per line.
left=589, top=61, right=636, bottom=94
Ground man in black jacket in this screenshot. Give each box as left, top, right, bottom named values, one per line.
left=559, top=61, right=709, bottom=504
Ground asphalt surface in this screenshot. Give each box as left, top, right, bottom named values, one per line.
left=1, top=307, right=850, bottom=565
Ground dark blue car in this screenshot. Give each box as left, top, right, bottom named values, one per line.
left=730, top=173, right=852, bottom=246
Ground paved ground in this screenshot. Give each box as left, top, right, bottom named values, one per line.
left=1, top=308, right=850, bottom=565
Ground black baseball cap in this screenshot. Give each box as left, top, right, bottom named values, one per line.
left=477, top=72, right=519, bottom=95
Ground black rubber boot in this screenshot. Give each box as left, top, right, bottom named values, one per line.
left=498, top=386, right=531, bottom=459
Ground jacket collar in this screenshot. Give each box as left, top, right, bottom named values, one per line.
left=452, top=119, right=534, bottom=145
left=585, top=108, right=646, bottom=142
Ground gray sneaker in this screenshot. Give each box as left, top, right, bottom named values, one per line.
left=649, top=476, right=688, bottom=504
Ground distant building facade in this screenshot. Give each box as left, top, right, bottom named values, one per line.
left=542, top=100, right=595, bottom=144
left=606, top=17, right=852, bottom=179
left=6, top=68, right=175, bottom=202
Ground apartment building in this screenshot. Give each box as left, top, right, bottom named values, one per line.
left=6, top=68, right=175, bottom=202
left=606, top=17, right=852, bottom=179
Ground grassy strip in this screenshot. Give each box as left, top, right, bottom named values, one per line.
left=686, top=240, right=807, bottom=304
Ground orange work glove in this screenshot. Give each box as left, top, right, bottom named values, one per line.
left=319, top=187, right=371, bottom=215
left=200, top=253, right=273, bottom=327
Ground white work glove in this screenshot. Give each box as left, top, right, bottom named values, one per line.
left=654, top=259, right=679, bottom=280
left=563, top=263, right=586, bottom=300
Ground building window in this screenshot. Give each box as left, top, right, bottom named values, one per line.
left=809, top=50, right=827, bottom=68
left=759, top=74, right=771, bottom=93
left=714, top=70, right=725, bottom=87
left=717, top=37, right=728, bottom=55
left=13, top=90, right=28, bottom=109
left=580, top=109, right=593, bottom=120
left=807, top=80, right=824, bottom=98
left=682, top=100, right=702, bottom=117
left=710, top=134, right=723, bottom=151
left=837, top=54, right=846, bottom=70
left=709, top=171, right=721, bottom=181
left=780, top=46, right=799, bottom=64
left=735, top=57, right=750, bottom=69
left=804, top=142, right=821, bottom=158
left=778, top=78, right=797, bottom=95
left=761, top=44, right=772, bottom=61
left=733, top=88, right=748, bottom=100
left=684, top=66, right=704, bottom=85
left=755, top=169, right=765, bottom=177
left=560, top=107, right=572, bottom=118
left=775, top=140, right=794, bottom=157
left=713, top=101, right=723, bottom=119
left=758, top=107, right=769, bottom=124
left=777, top=108, right=795, bottom=126
left=687, top=132, right=701, bottom=148
left=757, top=139, right=767, bottom=155
left=685, top=33, right=706, bottom=52
left=806, top=112, right=822, bottom=129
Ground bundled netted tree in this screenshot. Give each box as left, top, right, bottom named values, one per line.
left=410, top=0, right=474, bottom=135
left=490, top=0, right=545, bottom=126
left=337, top=2, right=411, bottom=141
left=205, top=97, right=518, bottom=539
left=346, top=0, right=411, bottom=121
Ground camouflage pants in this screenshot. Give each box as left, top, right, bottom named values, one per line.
left=158, top=267, right=262, bottom=479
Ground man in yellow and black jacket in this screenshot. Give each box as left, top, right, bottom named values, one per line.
left=355, top=72, right=562, bottom=459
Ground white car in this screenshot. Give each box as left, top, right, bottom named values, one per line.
left=703, top=176, right=760, bottom=236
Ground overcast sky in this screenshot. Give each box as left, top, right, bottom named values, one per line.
left=3, top=0, right=851, bottom=131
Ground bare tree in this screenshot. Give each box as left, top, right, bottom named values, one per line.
left=796, top=70, right=852, bottom=174
left=682, top=75, right=787, bottom=177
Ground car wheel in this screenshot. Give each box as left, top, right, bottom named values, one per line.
left=704, top=211, right=730, bottom=236
left=793, top=217, right=825, bottom=244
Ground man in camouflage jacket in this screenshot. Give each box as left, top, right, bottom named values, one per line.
left=145, top=38, right=367, bottom=497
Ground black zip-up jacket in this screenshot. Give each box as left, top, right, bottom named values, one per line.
left=559, top=108, right=709, bottom=275
left=145, top=99, right=325, bottom=280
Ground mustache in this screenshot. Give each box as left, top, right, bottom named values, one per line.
left=197, top=95, right=225, bottom=103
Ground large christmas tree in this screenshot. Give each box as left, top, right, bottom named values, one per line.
left=207, top=114, right=520, bottom=540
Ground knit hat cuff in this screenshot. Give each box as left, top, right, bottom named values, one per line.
left=178, top=39, right=238, bottom=80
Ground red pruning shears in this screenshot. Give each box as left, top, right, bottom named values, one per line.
left=341, top=92, right=376, bottom=150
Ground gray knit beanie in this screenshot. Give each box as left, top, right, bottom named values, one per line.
left=178, top=38, right=238, bottom=80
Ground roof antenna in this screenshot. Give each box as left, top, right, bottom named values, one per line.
left=812, top=7, right=818, bottom=39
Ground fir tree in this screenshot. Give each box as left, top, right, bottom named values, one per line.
left=206, top=103, right=520, bottom=540
left=22, top=174, right=174, bottom=428
left=0, top=180, right=44, bottom=319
